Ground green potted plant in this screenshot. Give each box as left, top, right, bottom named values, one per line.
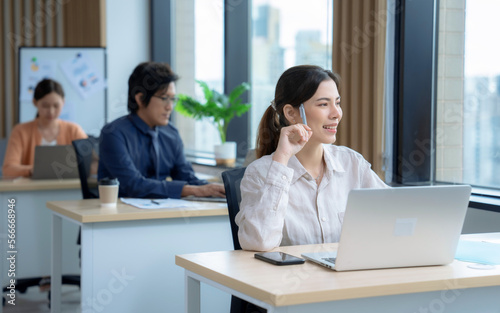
left=175, top=80, right=251, bottom=166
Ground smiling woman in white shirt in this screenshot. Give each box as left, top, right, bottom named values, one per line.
left=235, top=65, right=388, bottom=252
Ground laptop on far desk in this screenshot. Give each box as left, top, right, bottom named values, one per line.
left=31, top=145, right=80, bottom=180
left=302, top=185, right=472, bottom=271
left=182, top=195, right=227, bottom=203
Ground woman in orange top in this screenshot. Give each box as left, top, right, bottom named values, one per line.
left=2, top=79, right=87, bottom=178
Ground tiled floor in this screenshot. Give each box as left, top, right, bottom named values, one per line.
left=3, top=285, right=80, bottom=313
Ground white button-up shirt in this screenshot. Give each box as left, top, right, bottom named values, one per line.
left=235, top=145, right=388, bottom=251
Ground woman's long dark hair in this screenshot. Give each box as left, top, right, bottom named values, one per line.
left=255, top=65, right=340, bottom=158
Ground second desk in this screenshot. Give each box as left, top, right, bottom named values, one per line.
left=47, top=199, right=233, bottom=313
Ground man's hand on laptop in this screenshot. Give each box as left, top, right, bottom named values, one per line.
left=181, top=183, right=226, bottom=198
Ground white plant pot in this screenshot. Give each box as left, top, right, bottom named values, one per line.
left=214, top=141, right=237, bottom=167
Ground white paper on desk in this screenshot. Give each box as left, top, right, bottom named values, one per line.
left=120, top=198, right=200, bottom=209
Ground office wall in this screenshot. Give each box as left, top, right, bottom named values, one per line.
left=105, top=0, right=151, bottom=123
left=0, top=0, right=105, bottom=138
left=0, top=0, right=149, bottom=140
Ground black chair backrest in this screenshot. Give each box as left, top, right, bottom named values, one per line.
left=0, top=138, right=8, bottom=177
left=72, top=136, right=99, bottom=199
left=221, top=167, right=246, bottom=251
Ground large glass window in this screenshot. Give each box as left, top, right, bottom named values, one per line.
left=436, top=0, right=500, bottom=189
left=174, top=0, right=332, bottom=154
left=249, top=0, right=333, bottom=146
left=174, top=0, right=224, bottom=155
left=462, top=0, right=500, bottom=188
left=192, top=0, right=224, bottom=153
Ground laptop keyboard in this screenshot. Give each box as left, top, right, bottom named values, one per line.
left=322, top=257, right=336, bottom=264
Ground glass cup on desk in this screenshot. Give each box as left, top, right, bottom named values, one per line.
left=98, top=177, right=119, bottom=208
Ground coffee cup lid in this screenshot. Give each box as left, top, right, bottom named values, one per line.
left=99, top=177, right=119, bottom=185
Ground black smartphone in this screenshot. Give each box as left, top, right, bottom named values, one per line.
left=254, top=252, right=305, bottom=265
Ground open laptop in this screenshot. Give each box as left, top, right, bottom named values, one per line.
left=301, top=185, right=471, bottom=271
left=32, top=145, right=80, bottom=180
left=182, top=195, right=227, bottom=203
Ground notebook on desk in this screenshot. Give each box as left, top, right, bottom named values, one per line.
left=301, top=185, right=472, bottom=271
left=31, top=145, right=80, bottom=180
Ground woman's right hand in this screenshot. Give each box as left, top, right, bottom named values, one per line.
left=272, top=124, right=312, bottom=165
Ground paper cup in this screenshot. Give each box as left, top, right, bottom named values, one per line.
left=98, top=178, right=119, bottom=208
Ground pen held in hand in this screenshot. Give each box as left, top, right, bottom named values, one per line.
left=299, top=103, right=307, bottom=126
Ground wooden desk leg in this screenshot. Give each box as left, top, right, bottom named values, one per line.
left=185, top=272, right=200, bottom=313
left=51, top=214, right=62, bottom=313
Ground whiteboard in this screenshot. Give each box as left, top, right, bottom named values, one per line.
left=18, top=47, right=107, bottom=137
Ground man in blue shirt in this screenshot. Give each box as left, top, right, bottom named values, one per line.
left=98, top=62, right=225, bottom=199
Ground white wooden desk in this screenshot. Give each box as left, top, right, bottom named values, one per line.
left=0, top=179, right=81, bottom=291
left=176, top=233, right=500, bottom=313
left=47, top=199, right=233, bottom=313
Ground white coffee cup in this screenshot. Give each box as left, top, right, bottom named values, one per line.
left=98, top=177, right=119, bottom=208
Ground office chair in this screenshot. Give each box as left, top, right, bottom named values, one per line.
left=222, top=167, right=265, bottom=313
left=72, top=136, right=100, bottom=199
left=0, top=138, right=8, bottom=177
left=221, top=167, right=246, bottom=251
left=72, top=136, right=100, bottom=258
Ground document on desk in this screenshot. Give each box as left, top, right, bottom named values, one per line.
left=120, top=198, right=200, bottom=209
left=455, top=240, right=500, bottom=265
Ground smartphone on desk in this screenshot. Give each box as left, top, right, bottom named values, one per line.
left=254, top=252, right=305, bottom=265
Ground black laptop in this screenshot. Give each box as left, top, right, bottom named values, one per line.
left=31, top=145, right=80, bottom=180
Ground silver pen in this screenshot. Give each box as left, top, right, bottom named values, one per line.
left=299, top=103, right=307, bottom=126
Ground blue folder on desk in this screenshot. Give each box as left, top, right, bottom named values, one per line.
left=455, top=240, right=500, bottom=265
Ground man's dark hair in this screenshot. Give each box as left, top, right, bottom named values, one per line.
left=127, top=62, right=179, bottom=113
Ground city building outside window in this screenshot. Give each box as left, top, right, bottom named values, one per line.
left=249, top=0, right=333, bottom=147
left=436, top=0, right=500, bottom=190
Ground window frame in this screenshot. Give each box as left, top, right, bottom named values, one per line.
left=224, top=0, right=251, bottom=159
left=151, top=0, right=173, bottom=64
